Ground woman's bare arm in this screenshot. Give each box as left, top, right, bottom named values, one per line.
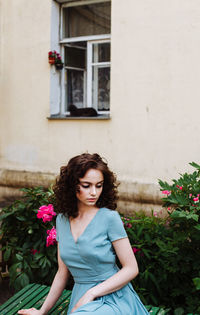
left=90, top=237, right=138, bottom=296
left=18, top=244, right=70, bottom=315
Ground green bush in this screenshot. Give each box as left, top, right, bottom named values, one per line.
left=0, top=187, right=57, bottom=291
left=121, top=162, right=200, bottom=314
left=0, top=162, right=199, bottom=313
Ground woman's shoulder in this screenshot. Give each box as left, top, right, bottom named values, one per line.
left=100, top=208, right=121, bottom=220
left=101, top=208, right=127, bottom=240
left=56, top=213, right=68, bottom=224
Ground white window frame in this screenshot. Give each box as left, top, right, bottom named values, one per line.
left=59, top=0, right=111, bottom=116
left=87, top=39, right=111, bottom=112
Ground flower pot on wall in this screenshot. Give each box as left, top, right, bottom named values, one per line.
left=49, top=58, right=55, bottom=65
left=55, top=63, right=63, bottom=70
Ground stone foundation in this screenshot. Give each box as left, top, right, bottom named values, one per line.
left=0, top=168, right=164, bottom=215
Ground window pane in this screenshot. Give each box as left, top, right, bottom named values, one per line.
left=92, top=66, right=110, bottom=111
left=92, top=42, right=110, bottom=63
left=64, top=46, right=86, bottom=69
left=63, top=2, right=111, bottom=38
left=66, top=69, right=84, bottom=110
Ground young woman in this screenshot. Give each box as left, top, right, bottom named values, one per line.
left=18, top=153, right=149, bottom=314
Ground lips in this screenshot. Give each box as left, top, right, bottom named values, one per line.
left=87, top=198, right=96, bottom=202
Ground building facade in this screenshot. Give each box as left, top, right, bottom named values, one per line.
left=1, top=0, right=200, bottom=214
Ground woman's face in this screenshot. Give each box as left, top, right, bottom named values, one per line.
left=76, top=168, right=104, bottom=208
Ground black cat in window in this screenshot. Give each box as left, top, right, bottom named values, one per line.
left=68, top=105, right=98, bottom=117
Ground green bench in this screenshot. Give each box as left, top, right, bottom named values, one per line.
left=0, top=283, right=171, bottom=314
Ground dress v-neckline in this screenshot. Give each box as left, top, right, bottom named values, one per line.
left=68, top=208, right=102, bottom=244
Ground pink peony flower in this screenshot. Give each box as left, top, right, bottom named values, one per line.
left=189, top=194, right=192, bottom=198
left=162, top=190, right=171, bottom=195
left=132, top=247, right=140, bottom=254
left=46, top=226, right=57, bottom=247
left=193, top=197, right=199, bottom=202
left=37, top=204, right=56, bottom=223
left=179, top=186, right=183, bottom=190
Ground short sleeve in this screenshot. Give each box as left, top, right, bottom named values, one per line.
left=56, top=214, right=60, bottom=241
left=108, top=211, right=127, bottom=242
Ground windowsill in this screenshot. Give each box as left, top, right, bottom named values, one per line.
left=47, top=114, right=110, bottom=120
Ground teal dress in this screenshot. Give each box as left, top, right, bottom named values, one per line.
left=56, top=208, right=149, bottom=314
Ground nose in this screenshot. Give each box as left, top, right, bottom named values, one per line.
left=90, top=185, right=97, bottom=196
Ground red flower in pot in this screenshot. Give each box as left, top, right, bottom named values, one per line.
left=48, top=50, right=57, bottom=64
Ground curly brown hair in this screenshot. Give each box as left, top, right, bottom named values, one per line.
left=53, top=153, right=118, bottom=218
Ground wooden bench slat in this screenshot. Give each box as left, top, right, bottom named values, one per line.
left=146, top=305, right=153, bottom=311
left=149, top=306, right=162, bottom=314
left=19, top=286, right=50, bottom=310
left=0, top=283, right=181, bottom=315
left=0, top=283, right=44, bottom=314
left=157, top=308, right=171, bottom=315
left=3, top=284, right=49, bottom=315
left=0, top=283, right=36, bottom=312
left=146, top=305, right=171, bottom=315
left=48, top=290, right=71, bottom=314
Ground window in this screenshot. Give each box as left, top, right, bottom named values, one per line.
left=60, top=0, right=111, bottom=116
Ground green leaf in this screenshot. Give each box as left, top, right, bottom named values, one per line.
left=16, top=253, right=23, bottom=261
left=187, top=213, right=199, bottom=222
left=34, top=253, right=44, bottom=260
left=174, top=307, right=185, bottom=315
left=9, top=262, right=22, bottom=276
left=148, top=272, right=160, bottom=291
left=142, top=248, right=151, bottom=259
left=170, top=210, right=199, bottom=222
left=158, top=179, right=172, bottom=190
left=15, top=272, right=29, bottom=288
left=193, top=277, right=200, bottom=290
left=4, top=248, right=12, bottom=261
left=189, top=162, right=200, bottom=170
left=16, top=216, right=27, bottom=221
left=194, top=224, right=200, bottom=231
left=0, top=210, right=17, bottom=221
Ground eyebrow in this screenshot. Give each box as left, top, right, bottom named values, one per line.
left=79, top=180, right=104, bottom=184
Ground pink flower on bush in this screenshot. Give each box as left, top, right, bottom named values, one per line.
left=176, top=185, right=183, bottom=190
left=132, top=247, right=140, bottom=254
left=189, top=194, right=192, bottom=198
left=153, top=211, right=158, bottom=217
left=193, top=197, right=199, bottom=203
left=30, top=249, right=39, bottom=255
left=126, top=223, right=132, bottom=228
left=162, top=190, right=171, bottom=195
left=46, top=226, right=57, bottom=247
left=37, top=204, right=56, bottom=222
left=165, top=219, right=170, bottom=227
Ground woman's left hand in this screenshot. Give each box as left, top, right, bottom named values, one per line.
left=71, top=290, right=95, bottom=313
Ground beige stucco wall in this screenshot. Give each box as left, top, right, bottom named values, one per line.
left=1, top=0, right=200, bottom=213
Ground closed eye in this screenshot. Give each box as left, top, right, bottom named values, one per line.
left=96, top=184, right=103, bottom=188
left=80, top=182, right=103, bottom=189
left=81, top=184, right=90, bottom=188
